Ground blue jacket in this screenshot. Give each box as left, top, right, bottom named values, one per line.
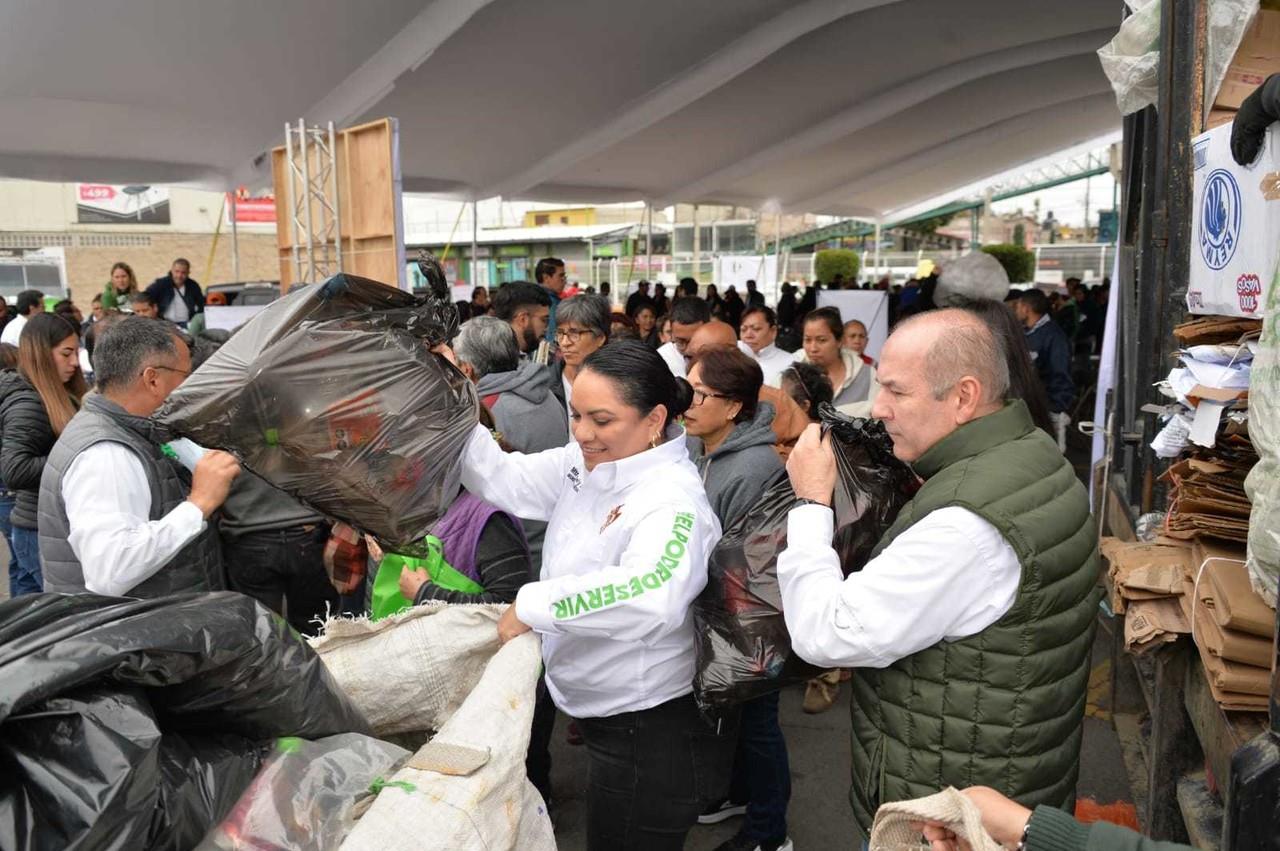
left=543, top=288, right=561, bottom=344
left=1026, top=315, right=1074, bottom=413
left=145, top=274, right=205, bottom=326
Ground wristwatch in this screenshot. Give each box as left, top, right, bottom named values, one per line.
left=792, top=497, right=828, bottom=509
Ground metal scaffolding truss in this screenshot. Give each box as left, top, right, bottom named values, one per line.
left=981, top=146, right=1114, bottom=199
left=284, top=119, right=343, bottom=284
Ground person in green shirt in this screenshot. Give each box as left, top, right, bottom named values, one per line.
left=920, top=786, right=1194, bottom=851
left=100, top=262, right=137, bottom=312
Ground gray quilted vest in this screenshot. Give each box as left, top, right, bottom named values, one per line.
left=38, top=393, right=224, bottom=596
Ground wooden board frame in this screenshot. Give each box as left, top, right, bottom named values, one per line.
left=271, top=118, right=405, bottom=291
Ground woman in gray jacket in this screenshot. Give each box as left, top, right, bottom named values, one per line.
left=685, top=346, right=793, bottom=851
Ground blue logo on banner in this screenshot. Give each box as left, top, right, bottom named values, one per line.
left=1199, top=169, right=1241, bottom=270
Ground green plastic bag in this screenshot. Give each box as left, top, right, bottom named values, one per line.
left=369, top=535, right=485, bottom=620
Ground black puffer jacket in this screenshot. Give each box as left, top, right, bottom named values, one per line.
left=0, top=370, right=56, bottom=529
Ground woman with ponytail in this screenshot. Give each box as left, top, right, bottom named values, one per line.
left=445, top=338, right=733, bottom=850
left=0, top=313, right=86, bottom=593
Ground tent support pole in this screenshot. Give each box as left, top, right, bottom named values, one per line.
left=471, top=200, right=479, bottom=287
left=874, top=220, right=882, bottom=281
left=230, top=193, right=240, bottom=281
left=646, top=203, right=653, bottom=283
left=692, top=203, right=700, bottom=283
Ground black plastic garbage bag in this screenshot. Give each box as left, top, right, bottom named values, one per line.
left=156, top=259, right=477, bottom=549
left=0, top=592, right=371, bottom=851
left=692, top=406, right=918, bottom=711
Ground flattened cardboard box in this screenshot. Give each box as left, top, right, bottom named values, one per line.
left=1194, top=538, right=1276, bottom=637
left=1197, top=630, right=1272, bottom=695
left=1193, top=591, right=1274, bottom=668
left=1212, top=9, right=1280, bottom=110
left=1102, top=538, right=1193, bottom=613
left=1125, top=596, right=1190, bottom=654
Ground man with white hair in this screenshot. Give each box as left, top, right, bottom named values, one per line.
left=453, top=316, right=569, bottom=452
left=778, top=308, right=1099, bottom=845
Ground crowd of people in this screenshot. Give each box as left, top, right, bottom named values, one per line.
left=0, top=251, right=1188, bottom=851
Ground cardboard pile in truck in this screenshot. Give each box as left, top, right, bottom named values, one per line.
left=1190, top=538, right=1275, bottom=712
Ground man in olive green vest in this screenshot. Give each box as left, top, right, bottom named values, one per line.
left=779, top=308, right=1099, bottom=843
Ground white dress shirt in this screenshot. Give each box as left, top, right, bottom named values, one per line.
left=739, top=341, right=798, bottom=388
left=1, top=314, right=27, bottom=347
left=163, top=288, right=190, bottom=324
left=777, top=504, right=1020, bottom=669
left=61, top=442, right=207, bottom=596
left=656, top=341, right=687, bottom=378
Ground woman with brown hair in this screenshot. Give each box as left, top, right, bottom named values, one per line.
left=101, top=261, right=138, bottom=311
left=795, top=307, right=878, bottom=418
left=0, top=313, right=87, bottom=594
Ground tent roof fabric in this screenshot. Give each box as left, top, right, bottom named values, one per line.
left=0, top=0, right=1121, bottom=218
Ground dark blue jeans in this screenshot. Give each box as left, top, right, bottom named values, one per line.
left=728, top=691, right=791, bottom=841
left=0, top=493, right=18, bottom=593
left=10, top=525, right=43, bottom=596
left=223, top=524, right=337, bottom=635
left=577, top=694, right=738, bottom=851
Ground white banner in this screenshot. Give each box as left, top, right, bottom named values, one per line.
left=715, top=255, right=778, bottom=294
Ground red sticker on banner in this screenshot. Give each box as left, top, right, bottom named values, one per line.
left=1236, top=274, right=1261, bottom=314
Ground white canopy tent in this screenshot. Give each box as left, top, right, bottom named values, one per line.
left=0, top=0, right=1121, bottom=217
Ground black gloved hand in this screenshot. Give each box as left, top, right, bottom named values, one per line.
left=1231, top=73, right=1280, bottom=166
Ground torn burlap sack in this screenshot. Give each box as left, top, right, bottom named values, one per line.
left=868, top=787, right=1003, bottom=851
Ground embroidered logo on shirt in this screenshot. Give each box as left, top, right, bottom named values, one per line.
left=599, top=504, right=623, bottom=534
left=567, top=466, right=582, bottom=492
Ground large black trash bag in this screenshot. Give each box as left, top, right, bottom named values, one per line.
left=692, top=405, right=918, bottom=711
left=156, top=254, right=478, bottom=549
left=0, top=592, right=371, bottom=851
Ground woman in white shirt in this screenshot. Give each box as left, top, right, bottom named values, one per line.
left=452, top=340, right=732, bottom=850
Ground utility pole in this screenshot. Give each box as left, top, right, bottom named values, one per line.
left=692, top=203, right=700, bottom=282
left=1083, top=163, right=1093, bottom=242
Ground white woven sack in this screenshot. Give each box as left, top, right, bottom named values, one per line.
left=309, top=604, right=505, bottom=735
left=869, top=787, right=1002, bottom=851
left=312, top=605, right=555, bottom=851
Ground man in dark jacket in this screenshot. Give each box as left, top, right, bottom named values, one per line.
left=145, top=258, right=205, bottom=328
left=38, top=317, right=239, bottom=597
left=624, top=281, right=653, bottom=317
left=1016, top=288, right=1074, bottom=450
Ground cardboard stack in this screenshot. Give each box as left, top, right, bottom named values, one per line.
left=1191, top=538, right=1276, bottom=712
left=1141, top=315, right=1275, bottom=711
left=1208, top=8, right=1280, bottom=130
left=1163, top=445, right=1256, bottom=543
left=1102, top=537, right=1194, bottom=654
